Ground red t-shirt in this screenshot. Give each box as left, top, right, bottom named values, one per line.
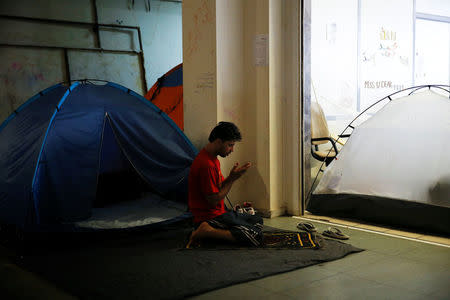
left=188, top=148, right=226, bottom=223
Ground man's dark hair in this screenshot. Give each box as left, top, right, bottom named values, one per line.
left=208, top=121, right=242, bottom=142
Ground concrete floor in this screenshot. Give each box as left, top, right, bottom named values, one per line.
left=1, top=216, right=449, bottom=300
left=190, top=216, right=450, bottom=300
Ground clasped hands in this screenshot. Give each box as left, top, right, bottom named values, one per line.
left=228, top=162, right=252, bottom=181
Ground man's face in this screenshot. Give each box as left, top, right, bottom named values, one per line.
left=218, top=140, right=236, bottom=158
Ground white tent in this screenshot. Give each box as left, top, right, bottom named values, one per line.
left=308, top=87, right=450, bottom=234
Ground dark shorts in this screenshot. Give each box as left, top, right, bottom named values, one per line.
left=204, top=211, right=264, bottom=246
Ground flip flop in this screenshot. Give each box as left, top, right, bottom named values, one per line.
left=296, top=222, right=317, bottom=233
left=322, top=227, right=349, bottom=240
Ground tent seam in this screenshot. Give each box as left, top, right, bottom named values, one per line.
left=0, top=83, right=62, bottom=132
left=30, top=81, right=81, bottom=224
left=106, top=82, right=198, bottom=155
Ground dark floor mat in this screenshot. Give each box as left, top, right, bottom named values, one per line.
left=263, top=231, right=322, bottom=249
left=14, top=220, right=363, bottom=300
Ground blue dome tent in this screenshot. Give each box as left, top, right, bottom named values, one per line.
left=0, top=81, right=198, bottom=232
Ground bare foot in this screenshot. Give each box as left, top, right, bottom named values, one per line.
left=186, top=221, right=235, bottom=248
left=191, top=222, right=213, bottom=240
left=186, top=222, right=212, bottom=248
left=186, top=232, right=197, bottom=249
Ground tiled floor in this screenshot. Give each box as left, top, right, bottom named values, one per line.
left=190, top=216, right=450, bottom=300
left=301, top=212, right=450, bottom=247
left=1, top=215, right=449, bottom=299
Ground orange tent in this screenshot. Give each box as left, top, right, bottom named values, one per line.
left=145, top=63, right=184, bottom=130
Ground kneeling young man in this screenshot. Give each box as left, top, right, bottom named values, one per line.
left=187, top=122, right=263, bottom=247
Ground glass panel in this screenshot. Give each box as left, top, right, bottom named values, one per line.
left=310, top=0, right=449, bottom=140
left=416, top=0, right=450, bottom=17
left=415, top=19, right=450, bottom=86
left=359, top=0, right=414, bottom=112
left=311, top=0, right=358, bottom=137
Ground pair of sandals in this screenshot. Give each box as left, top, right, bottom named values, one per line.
left=297, top=222, right=349, bottom=240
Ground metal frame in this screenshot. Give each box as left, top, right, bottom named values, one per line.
left=301, top=0, right=312, bottom=215
left=311, top=137, right=339, bottom=166
left=0, top=9, right=148, bottom=93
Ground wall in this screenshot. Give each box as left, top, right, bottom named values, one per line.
left=242, top=0, right=271, bottom=214
left=216, top=0, right=248, bottom=207
left=182, top=0, right=217, bottom=149
left=0, top=0, right=182, bottom=122
left=269, top=0, right=284, bottom=215
left=97, top=0, right=183, bottom=85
